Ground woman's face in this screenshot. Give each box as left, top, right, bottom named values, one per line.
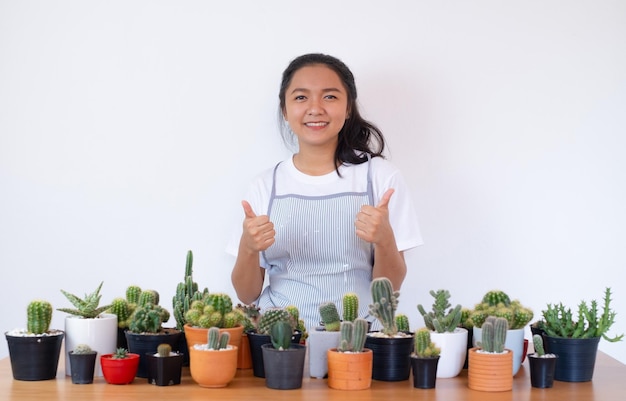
left=282, top=64, right=350, bottom=151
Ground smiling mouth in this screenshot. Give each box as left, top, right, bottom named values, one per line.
left=305, top=122, right=328, bottom=127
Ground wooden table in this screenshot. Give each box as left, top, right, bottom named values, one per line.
left=3, top=351, right=626, bottom=401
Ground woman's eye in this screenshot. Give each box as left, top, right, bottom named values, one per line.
left=324, top=95, right=337, bottom=100
left=294, top=95, right=306, bottom=101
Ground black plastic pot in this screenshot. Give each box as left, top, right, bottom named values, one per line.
left=261, top=343, right=306, bottom=390
left=68, top=351, right=97, bottom=384
left=543, top=335, right=600, bottom=382
left=125, top=329, right=182, bottom=378
left=247, top=330, right=302, bottom=378
left=146, top=353, right=184, bottom=386
left=528, top=353, right=558, bottom=388
left=365, top=333, right=414, bottom=381
left=411, top=356, right=439, bottom=389
left=5, top=331, right=64, bottom=381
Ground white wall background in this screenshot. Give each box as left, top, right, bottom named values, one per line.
left=2, top=1, right=625, bottom=364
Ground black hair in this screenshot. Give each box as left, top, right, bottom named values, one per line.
left=278, top=53, right=386, bottom=173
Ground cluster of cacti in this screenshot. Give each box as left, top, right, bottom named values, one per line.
left=337, top=318, right=368, bottom=352
left=342, top=292, right=359, bottom=322
left=256, top=307, right=295, bottom=335
left=414, top=328, right=440, bottom=358
left=395, top=313, right=410, bottom=332
left=108, top=285, right=162, bottom=329
left=541, top=287, right=623, bottom=342
left=469, top=290, right=533, bottom=330
left=57, top=281, right=111, bottom=319
left=156, top=343, right=172, bottom=357
left=183, top=293, right=241, bottom=329
left=270, top=320, right=293, bottom=350
left=417, top=289, right=463, bottom=333
left=206, top=327, right=230, bottom=350
left=172, top=251, right=210, bottom=331
left=369, top=277, right=399, bottom=336
left=128, top=303, right=169, bottom=333
left=27, top=300, right=52, bottom=335
left=319, top=302, right=341, bottom=331
left=72, top=344, right=94, bottom=354
left=479, top=316, right=508, bottom=353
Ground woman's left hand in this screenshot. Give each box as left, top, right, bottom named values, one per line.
left=355, top=188, right=395, bottom=244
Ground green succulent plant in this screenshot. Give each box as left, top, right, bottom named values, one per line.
left=57, top=281, right=111, bottom=319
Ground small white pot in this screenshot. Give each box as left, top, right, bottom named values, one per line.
left=473, top=326, right=525, bottom=375
left=64, top=313, right=117, bottom=377
left=430, top=327, right=468, bottom=378
left=307, top=328, right=342, bottom=379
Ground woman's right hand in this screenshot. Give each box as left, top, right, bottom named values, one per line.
left=241, top=200, right=275, bottom=252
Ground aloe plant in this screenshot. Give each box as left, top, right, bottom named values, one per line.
left=57, top=281, right=111, bottom=319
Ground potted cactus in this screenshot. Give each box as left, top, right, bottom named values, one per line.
left=308, top=300, right=343, bottom=379
left=5, top=299, right=65, bottom=381
left=410, top=328, right=441, bottom=389
left=100, top=347, right=140, bottom=385
left=467, top=316, right=513, bottom=392
left=124, top=289, right=181, bottom=378
left=468, top=289, right=533, bottom=375
left=365, top=277, right=414, bottom=381
left=145, top=343, right=184, bottom=386
left=417, top=289, right=467, bottom=378
left=107, top=284, right=145, bottom=350
left=261, top=320, right=307, bottom=390
left=189, top=327, right=238, bottom=387
left=541, top=287, right=623, bottom=382
left=57, top=281, right=117, bottom=378
left=68, top=343, right=97, bottom=384
left=527, top=334, right=558, bottom=388
left=326, top=318, right=373, bottom=390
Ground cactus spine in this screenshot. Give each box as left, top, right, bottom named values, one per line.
left=27, top=300, right=52, bottom=334
left=157, top=343, right=172, bottom=357
left=369, top=277, right=399, bottom=336
left=414, top=328, right=440, bottom=358
left=319, top=302, right=341, bottom=331
left=342, top=292, right=359, bottom=322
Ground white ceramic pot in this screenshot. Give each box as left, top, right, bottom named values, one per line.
left=64, top=313, right=117, bottom=377
left=307, top=328, right=342, bottom=379
left=430, top=327, right=468, bottom=378
left=473, top=326, right=525, bottom=375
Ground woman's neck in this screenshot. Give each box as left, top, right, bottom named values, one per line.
left=292, top=151, right=337, bottom=176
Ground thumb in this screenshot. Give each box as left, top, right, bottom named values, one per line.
left=241, top=200, right=257, bottom=218
left=376, top=188, right=395, bottom=209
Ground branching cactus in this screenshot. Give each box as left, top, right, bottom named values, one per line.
left=319, top=302, right=341, bottom=331
left=479, top=316, right=508, bottom=353
left=270, top=321, right=293, bottom=350
left=414, top=328, right=440, bottom=358
left=172, top=251, right=209, bottom=331
left=27, top=300, right=52, bottom=334
left=337, top=318, right=368, bottom=352
left=206, top=327, right=230, bottom=350
left=157, top=343, right=172, bottom=357
left=396, top=313, right=410, bottom=332
left=532, top=334, right=545, bottom=356
left=342, top=292, right=359, bottom=322
left=417, top=289, right=462, bottom=333
left=257, top=308, right=294, bottom=335
left=369, top=277, right=399, bottom=336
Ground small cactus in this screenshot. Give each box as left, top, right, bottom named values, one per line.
left=270, top=320, right=293, bottom=350
left=479, top=316, right=508, bottom=353
left=113, top=348, right=129, bottom=359
left=414, top=328, right=440, bottom=358
left=108, top=297, right=132, bottom=329
left=73, top=343, right=94, bottom=354
left=157, top=343, right=172, bottom=357
left=396, top=313, right=410, bottom=332
left=369, top=277, right=399, bottom=336
left=126, top=285, right=142, bottom=305
left=27, top=300, right=52, bottom=334
left=257, top=307, right=294, bottom=335
left=532, top=334, right=545, bottom=356
left=417, top=289, right=462, bottom=333
left=319, top=302, right=341, bottom=331
left=337, top=318, right=368, bottom=352
left=128, top=303, right=168, bottom=334
left=342, top=293, right=359, bottom=322
left=206, top=327, right=230, bottom=350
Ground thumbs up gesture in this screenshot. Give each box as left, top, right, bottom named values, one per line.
left=241, top=200, right=275, bottom=252
left=355, top=188, right=395, bottom=244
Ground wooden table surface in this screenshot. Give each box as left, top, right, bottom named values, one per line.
left=3, top=350, right=626, bottom=401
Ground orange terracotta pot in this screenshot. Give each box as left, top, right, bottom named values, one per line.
left=184, top=324, right=244, bottom=361
left=326, top=348, right=373, bottom=390
left=189, top=345, right=238, bottom=388
left=467, top=347, right=513, bottom=392
left=237, top=333, right=252, bottom=369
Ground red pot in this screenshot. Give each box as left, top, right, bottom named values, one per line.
left=100, top=353, right=140, bottom=385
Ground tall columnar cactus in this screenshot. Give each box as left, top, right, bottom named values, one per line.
left=257, top=308, right=293, bottom=335
left=27, top=300, right=52, bottom=334
left=396, top=313, right=410, bottom=332
left=369, top=277, right=399, bottom=336
left=126, top=285, right=142, bottom=305
left=270, top=321, right=293, bottom=350
left=414, top=328, right=440, bottom=358
left=417, top=289, right=463, bottom=333
left=173, top=250, right=209, bottom=331
left=337, top=320, right=353, bottom=352
left=342, top=292, right=359, bottom=322
left=319, top=302, right=341, bottom=331
left=479, top=316, right=508, bottom=353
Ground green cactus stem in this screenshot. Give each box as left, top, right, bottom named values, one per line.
left=414, top=328, right=440, bottom=358
left=108, top=297, right=132, bottom=329
left=342, top=292, right=359, bottom=322
left=337, top=320, right=354, bottom=352
left=27, top=300, right=52, bottom=334
left=396, top=313, right=410, bottom=332
left=369, top=277, right=399, bottom=336
left=352, top=318, right=368, bottom=352
left=319, top=302, right=341, bottom=331
left=532, top=334, right=545, bottom=356
left=126, top=285, right=142, bottom=305
left=480, top=316, right=508, bottom=353
left=157, top=343, right=172, bottom=357
left=270, top=321, right=293, bottom=350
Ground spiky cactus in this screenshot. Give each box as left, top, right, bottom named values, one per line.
left=337, top=318, right=368, bottom=352
left=108, top=297, right=132, bottom=329
left=270, top=321, right=293, bottom=350
left=417, top=289, right=462, bottom=333
left=138, top=289, right=159, bottom=307
left=157, top=343, right=172, bottom=357
left=27, top=300, right=52, bottom=334
left=414, top=328, right=440, bottom=358
left=469, top=290, right=533, bottom=330
left=126, top=285, right=142, bottom=305
left=396, top=313, right=410, bottom=332
left=532, top=334, right=545, bottom=356
left=128, top=303, right=168, bottom=333
left=319, top=302, right=341, bottom=331
left=285, top=305, right=307, bottom=341
left=57, top=281, right=111, bottom=319
left=342, top=292, right=359, bottom=322
left=173, top=250, right=209, bottom=331
left=479, top=316, right=508, bottom=353
left=369, top=277, right=399, bottom=336
left=257, top=308, right=294, bottom=335
left=72, top=343, right=94, bottom=354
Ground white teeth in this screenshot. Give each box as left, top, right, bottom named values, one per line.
left=306, top=122, right=327, bottom=127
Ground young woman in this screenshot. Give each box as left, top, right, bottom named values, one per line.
left=228, top=53, right=422, bottom=329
